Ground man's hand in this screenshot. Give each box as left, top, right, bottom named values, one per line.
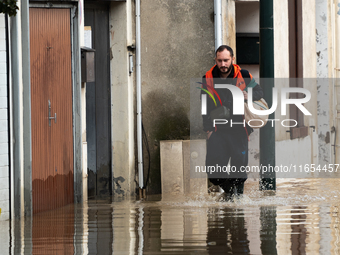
left=207, top=131, right=213, bottom=139
left=243, top=90, right=248, bottom=101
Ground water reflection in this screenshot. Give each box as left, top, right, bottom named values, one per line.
left=4, top=179, right=340, bottom=254
left=206, top=208, right=250, bottom=254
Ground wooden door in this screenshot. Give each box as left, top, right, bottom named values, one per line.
left=30, top=8, right=74, bottom=214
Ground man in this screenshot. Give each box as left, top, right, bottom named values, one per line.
left=201, top=45, right=263, bottom=201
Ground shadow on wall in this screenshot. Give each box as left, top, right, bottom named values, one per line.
left=142, top=90, right=190, bottom=194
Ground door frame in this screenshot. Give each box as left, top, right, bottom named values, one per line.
left=24, top=2, right=83, bottom=216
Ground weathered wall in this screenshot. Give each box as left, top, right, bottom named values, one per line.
left=335, top=0, right=340, bottom=164
left=0, top=14, right=9, bottom=220
left=235, top=1, right=260, bottom=175
left=316, top=0, right=332, bottom=165
left=140, top=0, right=214, bottom=194
left=273, top=0, right=290, bottom=142
left=235, top=1, right=259, bottom=33
left=272, top=0, right=319, bottom=165
left=222, top=0, right=236, bottom=53
left=110, top=1, right=135, bottom=197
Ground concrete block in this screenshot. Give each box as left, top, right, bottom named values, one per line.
left=0, top=39, right=5, bottom=51
left=0, top=97, right=7, bottom=109
left=0, top=166, right=8, bottom=178
left=0, top=177, right=8, bottom=189
left=0, top=86, right=7, bottom=98
left=0, top=188, right=9, bottom=202
left=0, top=132, right=7, bottom=143
left=183, top=140, right=207, bottom=195
left=0, top=142, right=8, bottom=155
left=0, top=75, right=6, bottom=86
left=0, top=109, right=7, bottom=120
left=0, top=199, right=9, bottom=213
left=0, top=14, right=4, bottom=28
left=160, top=141, right=184, bottom=195
left=0, top=154, right=8, bottom=167
left=0, top=211, right=9, bottom=221
left=0, top=52, right=5, bottom=63
left=160, top=140, right=207, bottom=195
left=0, top=28, right=5, bottom=39
left=0, top=120, right=7, bottom=132
left=0, top=63, right=5, bottom=74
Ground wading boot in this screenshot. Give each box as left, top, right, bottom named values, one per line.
left=217, top=180, right=234, bottom=202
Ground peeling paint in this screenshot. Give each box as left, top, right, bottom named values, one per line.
left=316, top=1, right=331, bottom=165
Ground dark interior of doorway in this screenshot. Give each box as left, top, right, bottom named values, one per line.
left=85, top=3, right=112, bottom=198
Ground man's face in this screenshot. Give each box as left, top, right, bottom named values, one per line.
left=215, top=49, right=235, bottom=75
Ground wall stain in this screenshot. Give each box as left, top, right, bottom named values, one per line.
left=253, top=152, right=260, bottom=160
left=113, top=176, right=125, bottom=195
left=325, top=132, right=330, bottom=144
left=143, top=90, right=190, bottom=194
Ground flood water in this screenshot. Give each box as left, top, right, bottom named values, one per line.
left=2, top=178, right=340, bottom=254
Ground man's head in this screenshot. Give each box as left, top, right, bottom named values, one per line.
left=215, top=45, right=235, bottom=77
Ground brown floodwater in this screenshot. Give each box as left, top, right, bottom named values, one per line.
left=2, top=178, right=340, bottom=254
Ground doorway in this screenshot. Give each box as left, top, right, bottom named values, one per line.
left=30, top=7, right=74, bottom=213
left=84, top=3, right=112, bottom=197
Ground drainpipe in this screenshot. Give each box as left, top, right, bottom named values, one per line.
left=136, top=0, right=144, bottom=195
left=214, top=0, right=222, bottom=50
left=10, top=3, right=23, bottom=218
left=21, top=0, right=32, bottom=217
left=259, top=0, right=275, bottom=190
left=5, top=13, right=11, bottom=219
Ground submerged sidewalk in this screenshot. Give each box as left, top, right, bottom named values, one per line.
left=1, top=178, right=340, bottom=254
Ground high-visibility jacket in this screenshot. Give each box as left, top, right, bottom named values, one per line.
left=205, top=64, right=254, bottom=96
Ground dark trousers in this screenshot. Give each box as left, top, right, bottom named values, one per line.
left=206, top=129, right=248, bottom=194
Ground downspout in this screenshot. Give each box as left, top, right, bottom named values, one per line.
left=5, top=13, right=12, bottom=219
left=136, top=0, right=144, bottom=195
left=21, top=0, right=32, bottom=217
left=10, top=3, right=23, bottom=218
left=214, top=0, right=222, bottom=50
left=259, top=0, right=275, bottom=190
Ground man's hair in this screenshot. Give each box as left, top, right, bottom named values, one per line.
left=215, top=45, right=234, bottom=57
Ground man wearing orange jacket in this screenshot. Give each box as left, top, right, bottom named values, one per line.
left=201, top=45, right=263, bottom=201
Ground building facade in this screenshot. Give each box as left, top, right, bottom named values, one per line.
left=1, top=0, right=340, bottom=221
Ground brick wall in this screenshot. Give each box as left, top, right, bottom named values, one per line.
left=0, top=14, right=10, bottom=221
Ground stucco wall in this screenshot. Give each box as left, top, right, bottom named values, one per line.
left=335, top=0, right=340, bottom=164
left=235, top=1, right=260, bottom=174
left=0, top=14, right=9, bottom=220
left=140, top=0, right=214, bottom=193
left=316, top=0, right=338, bottom=165
left=110, top=1, right=135, bottom=196
left=236, top=1, right=259, bottom=33
left=273, top=0, right=318, bottom=165
left=273, top=0, right=290, bottom=142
